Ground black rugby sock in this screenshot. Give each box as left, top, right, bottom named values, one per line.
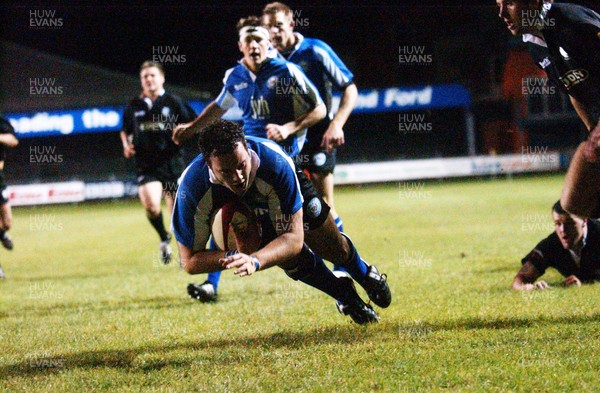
left=148, top=212, right=169, bottom=241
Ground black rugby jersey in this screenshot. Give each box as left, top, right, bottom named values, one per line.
left=521, top=219, right=600, bottom=282
left=122, top=92, right=196, bottom=170
left=525, top=3, right=600, bottom=125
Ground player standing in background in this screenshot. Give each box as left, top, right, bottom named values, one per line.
left=497, top=0, right=600, bottom=218
left=172, top=18, right=390, bottom=312
left=120, top=61, right=197, bottom=264
left=262, top=2, right=358, bottom=277
left=173, top=120, right=379, bottom=324
left=0, top=116, right=19, bottom=279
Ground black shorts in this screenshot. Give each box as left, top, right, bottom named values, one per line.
left=296, top=168, right=330, bottom=230
left=137, top=156, right=184, bottom=193
left=0, top=170, right=8, bottom=205
left=297, top=119, right=337, bottom=175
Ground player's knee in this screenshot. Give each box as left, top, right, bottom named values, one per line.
left=339, top=232, right=354, bottom=261
left=582, top=138, right=600, bottom=164
left=145, top=206, right=161, bottom=218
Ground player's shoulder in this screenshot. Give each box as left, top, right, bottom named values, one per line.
left=533, top=230, right=562, bottom=255
left=247, top=136, right=294, bottom=169
left=223, top=64, right=247, bottom=84
left=126, top=95, right=144, bottom=107
left=264, top=56, right=289, bottom=71
left=302, top=37, right=330, bottom=50
left=162, top=92, right=185, bottom=105
left=548, top=2, right=600, bottom=25
left=178, top=154, right=210, bottom=195
left=586, top=219, right=600, bottom=237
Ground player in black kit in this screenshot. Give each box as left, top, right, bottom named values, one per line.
left=0, top=117, right=19, bottom=279
left=512, top=201, right=600, bottom=290
left=120, top=61, right=196, bottom=264
left=497, top=0, right=600, bottom=218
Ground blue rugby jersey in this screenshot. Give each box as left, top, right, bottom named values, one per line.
left=279, top=33, right=354, bottom=118
left=172, top=137, right=303, bottom=251
left=216, top=57, right=323, bottom=157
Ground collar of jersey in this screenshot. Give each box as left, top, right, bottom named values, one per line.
left=142, top=88, right=166, bottom=110
left=238, top=59, right=273, bottom=81
left=283, top=32, right=304, bottom=59
left=522, top=34, right=547, bottom=48
left=207, top=148, right=260, bottom=195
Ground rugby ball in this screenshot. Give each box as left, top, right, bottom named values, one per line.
left=211, top=201, right=261, bottom=254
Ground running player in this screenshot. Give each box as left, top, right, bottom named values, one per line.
left=172, top=17, right=391, bottom=312
left=262, top=2, right=358, bottom=275
left=0, top=116, right=19, bottom=279
left=173, top=120, right=379, bottom=324
left=497, top=0, right=600, bottom=217
left=120, top=61, right=197, bottom=264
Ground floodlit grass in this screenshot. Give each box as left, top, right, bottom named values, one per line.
left=1, top=174, right=599, bottom=392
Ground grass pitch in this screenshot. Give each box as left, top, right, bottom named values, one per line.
left=1, top=174, right=599, bottom=392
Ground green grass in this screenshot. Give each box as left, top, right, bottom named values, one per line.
left=1, top=174, right=599, bottom=392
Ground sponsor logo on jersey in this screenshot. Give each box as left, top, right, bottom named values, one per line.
left=559, top=69, right=589, bottom=90
left=267, top=76, right=278, bottom=90
left=250, top=96, right=271, bottom=119
left=162, top=107, right=171, bottom=117
left=539, top=57, right=551, bottom=69
left=234, top=82, right=248, bottom=91
left=254, top=207, right=269, bottom=217
left=134, top=110, right=146, bottom=117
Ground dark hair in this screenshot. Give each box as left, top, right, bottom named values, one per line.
left=139, top=60, right=164, bottom=75
left=198, top=120, right=247, bottom=158
left=236, top=15, right=262, bottom=32
left=552, top=200, right=567, bottom=215
left=263, top=2, right=293, bottom=17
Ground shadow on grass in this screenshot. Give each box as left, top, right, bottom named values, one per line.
left=2, top=312, right=600, bottom=379
left=10, top=272, right=116, bottom=283
left=1, top=296, right=195, bottom=320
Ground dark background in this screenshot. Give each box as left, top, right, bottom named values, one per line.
left=1, top=1, right=598, bottom=182
left=5, top=0, right=597, bottom=94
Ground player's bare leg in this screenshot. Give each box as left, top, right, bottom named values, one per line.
left=562, top=140, right=600, bottom=218
left=163, top=188, right=175, bottom=217
left=304, top=214, right=349, bottom=264
left=139, top=181, right=172, bottom=264
left=0, top=202, right=14, bottom=250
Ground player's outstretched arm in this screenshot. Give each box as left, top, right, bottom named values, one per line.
left=178, top=241, right=230, bottom=275
left=172, top=101, right=227, bottom=145
left=322, top=83, right=357, bottom=153
left=512, top=261, right=548, bottom=290
left=220, top=209, right=304, bottom=276
left=0, top=133, right=18, bottom=148
left=266, top=103, right=326, bottom=142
